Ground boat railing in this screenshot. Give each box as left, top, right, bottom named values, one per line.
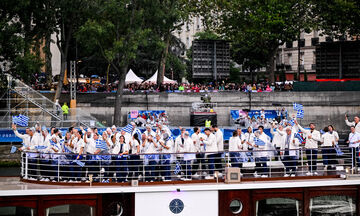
left=19, top=147, right=356, bottom=183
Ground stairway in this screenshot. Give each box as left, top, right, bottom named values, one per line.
left=7, top=74, right=63, bottom=121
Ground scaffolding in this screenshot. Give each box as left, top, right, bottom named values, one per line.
left=0, top=74, right=99, bottom=129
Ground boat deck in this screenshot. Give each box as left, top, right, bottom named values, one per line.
left=2, top=176, right=360, bottom=197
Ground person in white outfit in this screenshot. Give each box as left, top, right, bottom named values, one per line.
left=346, top=126, right=360, bottom=168
left=254, top=126, right=271, bottom=178
left=192, top=127, right=206, bottom=176
left=295, top=120, right=321, bottom=175
left=271, top=123, right=286, bottom=161
left=200, top=128, right=217, bottom=179
left=182, top=131, right=195, bottom=180
left=320, top=126, right=336, bottom=168
left=345, top=115, right=360, bottom=133
left=229, top=130, right=243, bottom=168
left=211, top=125, right=223, bottom=175
left=244, top=126, right=255, bottom=163
left=281, top=127, right=300, bottom=177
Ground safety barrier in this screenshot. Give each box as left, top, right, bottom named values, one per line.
left=20, top=147, right=355, bottom=183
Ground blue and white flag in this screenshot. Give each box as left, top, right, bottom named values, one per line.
left=294, top=133, right=304, bottom=143
left=10, top=146, right=17, bottom=154
left=72, top=160, right=85, bottom=167
left=335, top=144, right=344, bottom=156
left=288, top=119, right=295, bottom=126
left=122, top=124, right=133, bottom=134
left=12, top=114, right=29, bottom=127
left=254, top=137, right=266, bottom=146
left=96, top=139, right=108, bottom=150
left=50, top=140, right=56, bottom=146
left=174, top=161, right=181, bottom=175
left=296, top=109, right=304, bottom=119
left=35, top=145, right=48, bottom=150
left=293, top=103, right=303, bottom=111
left=63, top=145, right=72, bottom=153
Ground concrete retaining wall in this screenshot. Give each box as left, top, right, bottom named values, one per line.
left=44, top=91, right=360, bottom=132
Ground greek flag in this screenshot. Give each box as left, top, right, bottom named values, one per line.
left=12, top=114, right=29, bottom=127
left=122, top=124, right=133, bottom=133
left=254, top=137, right=266, bottom=146
left=35, top=145, right=48, bottom=150
left=63, top=145, right=72, bottom=153
left=50, top=140, right=56, bottom=146
left=294, top=133, right=304, bottom=143
left=96, top=139, right=108, bottom=150
left=10, top=146, right=17, bottom=154
left=335, top=144, right=344, bottom=156
left=133, top=128, right=142, bottom=139
left=293, top=103, right=303, bottom=111
left=72, top=160, right=85, bottom=167
left=296, top=109, right=304, bottom=119
left=174, top=161, right=181, bottom=174
left=288, top=119, right=295, bottom=126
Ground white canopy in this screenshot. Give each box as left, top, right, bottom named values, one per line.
left=125, top=69, right=143, bottom=84
left=144, top=70, right=177, bottom=84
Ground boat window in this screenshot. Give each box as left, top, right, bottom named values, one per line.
left=256, top=198, right=300, bottom=216
left=45, top=204, right=94, bottom=216
left=0, top=206, right=36, bottom=216
left=310, top=195, right=356, bottom=216
left=229, top=199, right=243, bottom=214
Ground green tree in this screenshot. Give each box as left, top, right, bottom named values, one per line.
left=53, top=0, right=91, bottom=101
left=77, top=0, right=150, bottom=125
left=0, top=0, right=45, bottom=83
left=197, top=0, right=314, bottom=83
left=313, top=0, right=360, bottom=39
left=142, top=0, right=191, bottom=86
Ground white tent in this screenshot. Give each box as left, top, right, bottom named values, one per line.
left=125, top=69, right=143, bottom=84
left=144, top=70, right=177, bottom=84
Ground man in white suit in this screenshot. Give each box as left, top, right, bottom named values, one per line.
left=345, top=115, right=360, bottom=134
left=281, top=127, right=300, bottom=177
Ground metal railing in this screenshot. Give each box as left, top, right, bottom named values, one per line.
left=20, top=147, right=355, bottom=183
left=0, top=108, right=100, bottom=128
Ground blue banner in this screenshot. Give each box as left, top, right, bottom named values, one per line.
left=230, top=109, right=277, bottom=121
left=127, top=110, right=166, bottom=120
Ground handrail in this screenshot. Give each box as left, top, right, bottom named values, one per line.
left=20, top=147, right=354, bottom=183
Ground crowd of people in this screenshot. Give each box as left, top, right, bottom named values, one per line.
left=32, top=80, right=293, bottom=93
left=12, top=115, right=360, bottom=183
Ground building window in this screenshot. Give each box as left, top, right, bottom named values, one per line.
left=298, top=39, right=305, bottom=47
left=288, top=53, right=292, bottom=66
left=186, top=37, right=190, bottom=48
left=286, top=42, right=293, bottom=48
left=196, top=17, right=200, bottom=30
left=186, top=23, right=190, bottom=32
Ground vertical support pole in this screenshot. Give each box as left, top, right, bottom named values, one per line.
left=25, top=153, right=28, bottom=179
left=57, top=158, right=60, bottom=182
left=70, top=61, right=77, bottom=109
left=213, top=41, right=217, bottom=81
